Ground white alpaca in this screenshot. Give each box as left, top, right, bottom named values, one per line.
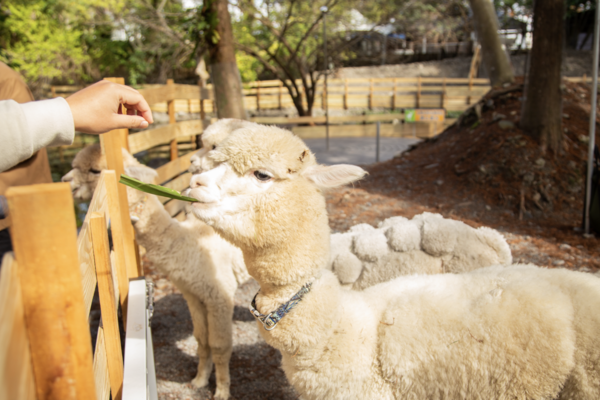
left=329, top=213, right=511, bottom=289
left=187, top=124, right=600, bottom=400
left=62, top=144, right=249, bottom=400
left=193, top=119, right=513, bottom=291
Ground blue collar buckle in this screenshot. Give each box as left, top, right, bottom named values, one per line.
left=249, top=281, right=312, bottom=331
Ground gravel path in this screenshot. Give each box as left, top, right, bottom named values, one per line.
left=149, top=273, right=298, bottom=400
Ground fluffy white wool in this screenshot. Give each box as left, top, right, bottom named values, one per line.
left=185, top=123, right=600, bottom=400
left=329, top=212, right=512, bottom=290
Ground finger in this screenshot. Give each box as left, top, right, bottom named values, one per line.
left=118, top=90, right=153, bottom=124
left=111, top=114, right=149, bottom=130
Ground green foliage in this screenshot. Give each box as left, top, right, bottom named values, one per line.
left=361, top=0, right=470, bottom=42
left=236, top=52, right=260, bottom=82
left=0, top=0, right=98, bottom=88
left=0, top=0, right=205, bottom=88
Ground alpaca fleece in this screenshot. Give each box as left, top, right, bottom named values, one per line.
left=188, top=124, right=600, bottom=400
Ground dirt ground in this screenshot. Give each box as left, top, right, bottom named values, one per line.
left=147, top=78, right=599, bottom=399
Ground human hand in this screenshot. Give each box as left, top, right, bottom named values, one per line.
left=66, top=80, right=154, bottom=134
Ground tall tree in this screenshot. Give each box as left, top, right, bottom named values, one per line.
left=233, top=0, right=363, bottom=117
left=199, top=0, right=246, bottom=119
left=520, top=0, right=564, bottom=152
left=468, top=0, right=514, bottom=87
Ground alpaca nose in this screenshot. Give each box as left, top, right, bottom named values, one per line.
left=190, top=174, right=204, bottom=189
left=61, top=171, right=73, bottom=182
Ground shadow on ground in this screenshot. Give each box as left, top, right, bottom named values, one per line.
left=152, top=280, right=298, bottom=399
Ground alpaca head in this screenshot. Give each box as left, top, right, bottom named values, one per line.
left=62, top=144, right=142, bottom=201
left=61, top=144, right=106, bottom=201
left=188, top=124, right=366, bottom=283
left=189, top=119, right=260, bottom=174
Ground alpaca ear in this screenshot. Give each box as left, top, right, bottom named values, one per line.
left=125, top=165, right=159, bottom=184
left=302, top=164, right=367, bottom=189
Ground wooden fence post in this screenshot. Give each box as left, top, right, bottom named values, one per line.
left=99, top=80, right=141, bottom=279
left=103, top=78, right=129, bottom=151
left=278, top=81, right=283, bottom=110
left=103, top=171, right=133, bottom=323
left=256, top=81, right=261, bottom=111
left=0, top=252, right=36, bottom=400
left=167, top=79, right=178, bottom=161
left=90, top=212, right=124, bottom=400
left=442, top=78, right=447, bottom=109
left=322, top=78, right=327, bottom=110
left=6, top=183, right=97, bottom=400
left=392, top=78, right=397, bottom=110
left=369, top=78, right=374, bottom=110
left=344, top=79, right=348, bottom=110
left=417, top=76, right=422, bottom=109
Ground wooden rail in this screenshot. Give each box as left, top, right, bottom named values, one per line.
left=1, top=74, right=211, bottom=400
left=51, top=76, right=490, bottom=114
left=241, top=77, right=490, bottom=112
left=98, top=78, right=209, bottom=220
left=0, top=168, right=153, bottom=400
left=250, top=113, right=456, bottom=139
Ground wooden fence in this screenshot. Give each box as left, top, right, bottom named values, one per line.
left=250, top=113, right=456, bottom=139
left=130, top=78, right=211, bottom=220
left=244, top=77, right=490, bottom=112
left=50, top=76, right=491, bottom=115
left=0, top=75, right=212, bottom=399
left=0, top=170, right=151, bottom=400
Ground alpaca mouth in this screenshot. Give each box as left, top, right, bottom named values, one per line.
left=192, top=201, right=216, bottom=208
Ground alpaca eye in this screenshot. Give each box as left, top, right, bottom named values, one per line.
left=89, top=169, right=101, bottom=174
left=253, top=171, right=272, bottom=181
left=212, top=145, right=217, bottom=150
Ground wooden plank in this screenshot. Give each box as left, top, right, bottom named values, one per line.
left=76, top=172, right=109, bottom=314
left=164, top=172, right=192, bottom=192
left=251, top=113, right=406, bottom=125
left=104, top=171, right=132, bottom=322
left=103, top=78, right=129, bottom=151
left=293, top=123, right=400, bottom=138
left=90, top=213, right=124, bottom=400
left=93, top=327, right=111, bottom=400
left=167, top=80, right=178, bottom=162
left=103, top=135, right=141, bottom=282
left=6, top=183, right=97, bottom=400
left=173, top=84, right=202, bottom=100
left=110, top=251, right=120, bottom=308
left=292, top=121, right=453, bottom=139
left=164, top=199, right=186, bottom=217
left=128, top=120, right=203, bottom=154
left=155, top=151, right=195, bottom=184
left=137, top=85, right=174, bottom=106
left=0, top=253, right=36, bottom=400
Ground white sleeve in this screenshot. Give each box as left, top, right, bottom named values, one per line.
left=0, top=97, right=74, bottom=172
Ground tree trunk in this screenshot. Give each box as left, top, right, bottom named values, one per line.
left=521, top=0, right=564, bottom=152
left=204, top=0, right=247, bottom=119
left=468, top=0, right=514, bottom=87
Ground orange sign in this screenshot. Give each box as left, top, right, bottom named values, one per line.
left=405, top=109, right=445, bottom=123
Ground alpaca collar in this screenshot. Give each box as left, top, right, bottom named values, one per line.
left=249, top=281, right=313, bottom=331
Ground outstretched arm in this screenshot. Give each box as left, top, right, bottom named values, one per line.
left=0, top=80, right=154, bottom=172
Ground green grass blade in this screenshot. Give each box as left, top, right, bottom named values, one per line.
left=119, top=174, right=199, bottom=203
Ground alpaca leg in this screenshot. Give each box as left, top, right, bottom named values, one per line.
left=206, top=301, right=234, bottom=400
left=183, top=294, right=213, bottom=388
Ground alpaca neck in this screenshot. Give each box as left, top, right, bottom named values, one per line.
left=241, top=196, right=332, bottom=311
left=131, top=195, right=174, bottom=247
